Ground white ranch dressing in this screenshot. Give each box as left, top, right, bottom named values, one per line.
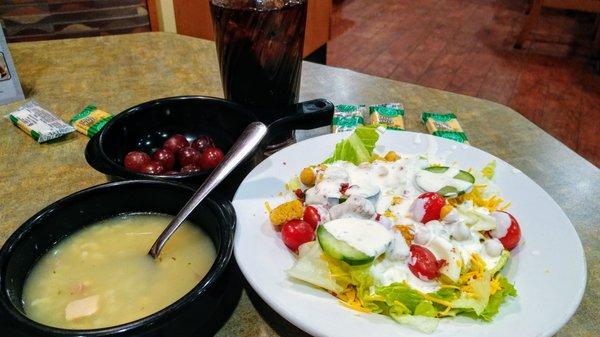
left=303, top=150, right=504, bottom=291
left=323, top=218, right=392, bottom=257
left=415, top=167, right=472, bottom=193
left=371, top=259, right=440, bottom=293
left=491, top=211, right=511, bottom=238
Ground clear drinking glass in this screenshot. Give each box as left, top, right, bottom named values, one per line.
left=210, top=0, right=307, bottom=113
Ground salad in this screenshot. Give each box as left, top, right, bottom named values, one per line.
left=266, top=127, right=520, bottom=333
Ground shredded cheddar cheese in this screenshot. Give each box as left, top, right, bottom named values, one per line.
left=417, top=291, right=453, bottom=308
left=337, top=286, right=371, bottom=313
left=394, top=225, right=414, bottom=245
left=459, top=271, right=479, bottom=284
left=481, top=161, right=496, bottom=179
left=384, top=210, right=397, bottom=221
left=449, top=184, right=509, bottom=212
left=471, top=253, right=487, bottom=273
left=459, top=254, right=488, bottom=295
left=440, top=204, right=454, bottom=219
left=490, top=276, right=501, bottom=295
left=440, top=306, right=453, bottom=316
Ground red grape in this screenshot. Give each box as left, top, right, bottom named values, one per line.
left=199, top=147, right=224, bottom=169
left=191, top=135, right=215, bottom=153
left=140, top=161, right=164, bottom=175
left=152, top=148, right=175, bottom=171
left=163, top=134, right=189, bottom=154
left=178, top=147, right=202, bottom=167
left=124, top=151, right=151, bottom=172
left=180, top=164, right=202, bottom=174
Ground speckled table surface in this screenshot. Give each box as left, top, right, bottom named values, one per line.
left=0, top=32, right=597, bottom=337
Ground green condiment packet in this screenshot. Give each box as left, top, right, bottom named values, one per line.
left=421, top=112, right=469, bottom=143
left=70, top=105, right=113, bottom=137
left=369, top=103, right=405, bottom=130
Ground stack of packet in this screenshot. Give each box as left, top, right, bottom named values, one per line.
left=421, top=112, right=468, bottom=143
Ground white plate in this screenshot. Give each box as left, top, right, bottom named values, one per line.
left=232, top=131, right=586, bottom=337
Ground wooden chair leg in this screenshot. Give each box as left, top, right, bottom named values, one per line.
left=514, top=0, right=544, bottom=49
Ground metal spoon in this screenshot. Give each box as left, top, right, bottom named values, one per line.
left=149, top=122, right=268, bottom=259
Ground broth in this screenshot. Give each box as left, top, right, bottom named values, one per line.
left=22, top=213, right=216, bottom=329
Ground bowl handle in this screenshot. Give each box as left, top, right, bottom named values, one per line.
left=266, top=98, right=334, bottom=144
left=84, top=134, right=114, bottom=175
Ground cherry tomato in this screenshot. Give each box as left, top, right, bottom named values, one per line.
left=191, top=135, right=214, bottom=153
left=139, top=161, right=164, bottom=175
left=152, top=148, right=175, bottom=171
left=199, top=147, right=224, bottom=169
left=490, top=211, right=521, bottom=250
left=303, top=206, right=320, bottom=230
left=177, top=147, right=202, bottom=167
left=281, top=220, right=315, bottom=252
left=124, top=151, right=151, bottom=172
left=180, top=164, right=202, bottom=174
left=163, top=134, right=189, bottom=154
left=412, top=192, right=446, bottom=224
left=408, top=244, right=445, bottom=280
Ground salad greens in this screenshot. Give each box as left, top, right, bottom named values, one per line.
left=324, top=126, right=379, bottom=165
left=287, top=241, right=344, bottom=294
left=478, top=275, right=517, bottom=321
left=284, top=129, right=518, bottom=333
left=288, top=242, right=516, bottom=333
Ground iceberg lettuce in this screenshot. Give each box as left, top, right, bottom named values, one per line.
left=450, top=274, right=516, bottom=321
left=479, top=275, right=517, bottom=321
left=452, top=271, right=492, bottom=315
left=391, top=315, right=439, bottom=334
left=324, top=126, right=379, bottom=165
left=287, top=241, right=344, bottom=293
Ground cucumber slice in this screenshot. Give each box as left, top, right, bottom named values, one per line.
left=424, top=166, right=475, bottom=183
left=317, top=226, right=374, bottom=266
left=422, top=166, right=475, bottom=197
left=437, top=186, right=459, bottom=197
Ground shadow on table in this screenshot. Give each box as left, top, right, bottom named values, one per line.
left=245, top=281, right=312, bottom=337
left=197, top=261, right=244, bottom=337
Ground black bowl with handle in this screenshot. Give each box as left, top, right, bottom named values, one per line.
left=85, top=96, right=334, bottom=198
left=0, top=180, right=241, bottom=337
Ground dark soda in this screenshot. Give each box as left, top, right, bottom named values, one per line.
left=210, top=0, right=307, bottom=112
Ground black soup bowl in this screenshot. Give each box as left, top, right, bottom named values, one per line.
left=0, top=180, right=236, bottom=337
left=85, top=96, right=334, bottom=197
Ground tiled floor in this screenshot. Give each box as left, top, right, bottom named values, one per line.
left=328, top=0, right=600, bottom=167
